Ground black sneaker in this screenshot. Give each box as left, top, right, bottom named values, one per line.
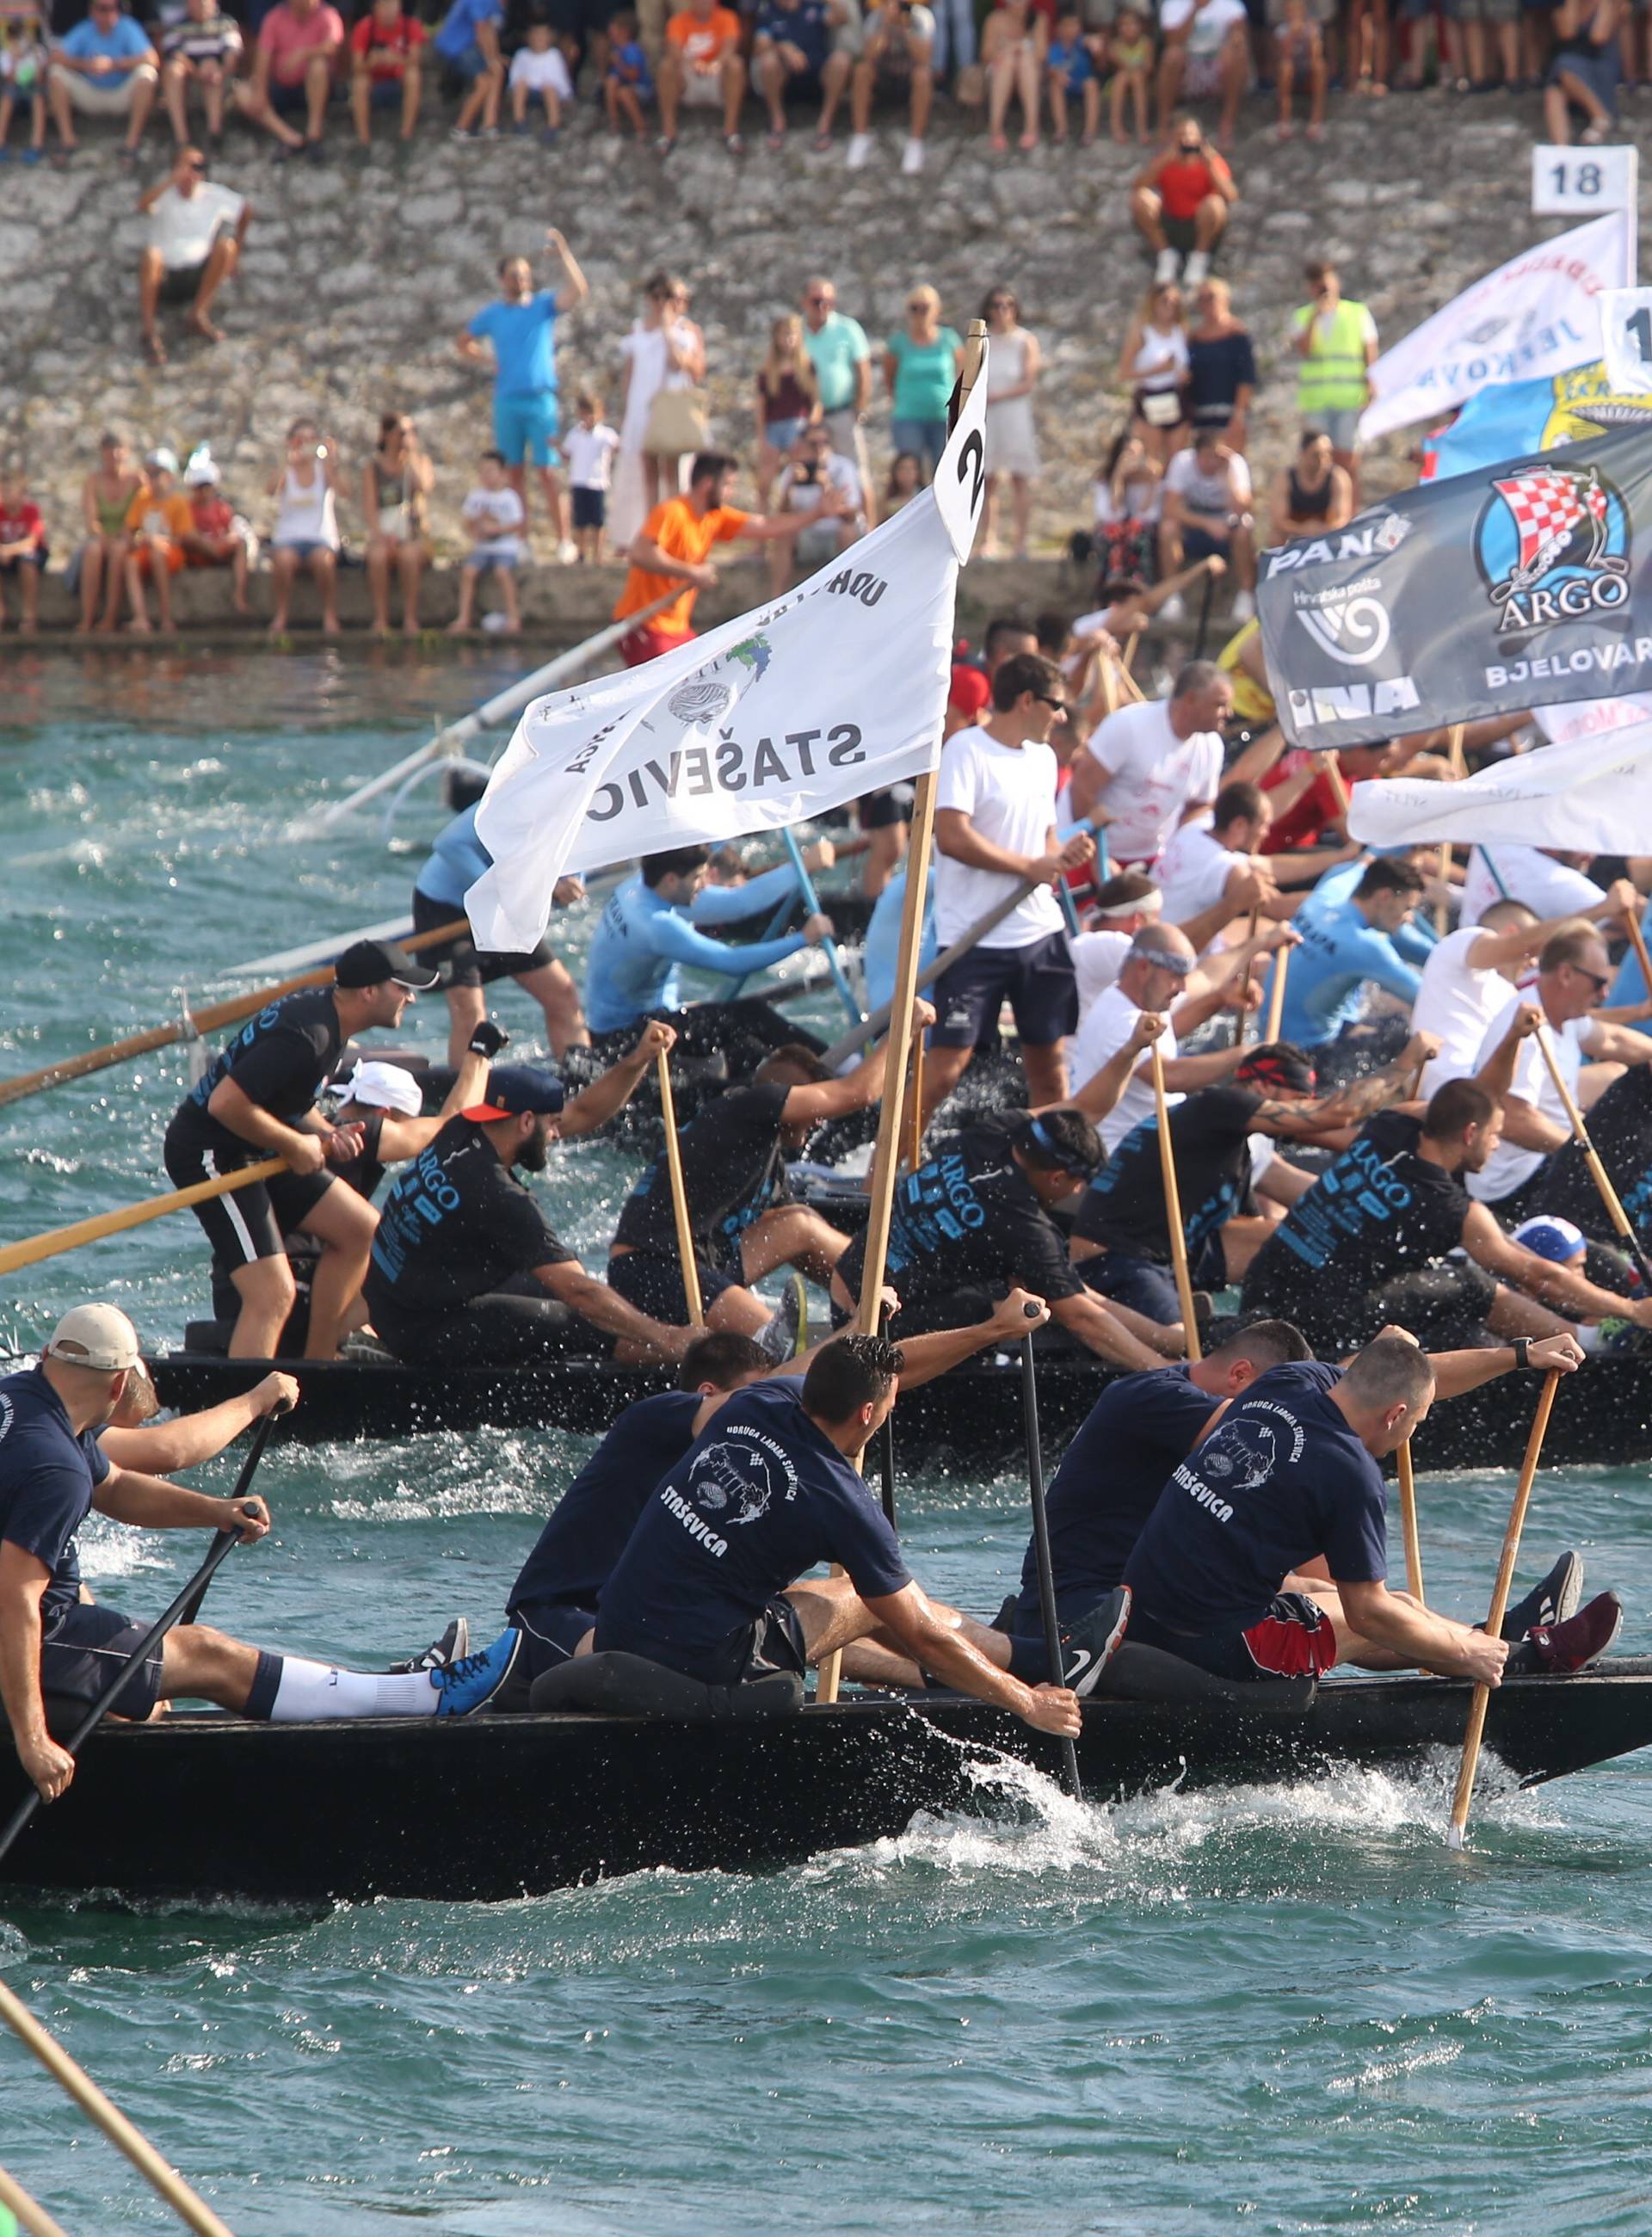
left=756, top=1272, right=808, bottom=1364
left=1501, top=1551, right=1583, bottom=1642
left=1509, top=1591, right=1624, bottom=1674
left=1058, top=1586, right=1131, bottom=1696
left=385, top=1615, right=470, bottom=1674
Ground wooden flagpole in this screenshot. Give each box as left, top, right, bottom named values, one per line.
left=655, top=1050, right=705, bottom=1327
left=814, top=320, right=988, bottom=1706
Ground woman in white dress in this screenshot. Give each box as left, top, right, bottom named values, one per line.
left=617, top=269, right=707, bottom=514
left=1117, top=280, right=1189, bottom=467
left=979, top=284, right=1041, bottom=558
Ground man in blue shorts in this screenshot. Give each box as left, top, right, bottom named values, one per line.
left=0, top=1305, right=520, bottom=1807
left=1122, top=1328, right=1618, bottom=1682
left=457, top=226, right=589, bottom=558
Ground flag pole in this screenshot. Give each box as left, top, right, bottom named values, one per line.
left=814, top=318, right=988, bottom=1708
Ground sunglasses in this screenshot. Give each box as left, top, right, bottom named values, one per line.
left=1570, top=964, right=1611, bottom=993
left=806, top=293, right=831, bottom=305
left=1034, top=693, right=1067, bottom=712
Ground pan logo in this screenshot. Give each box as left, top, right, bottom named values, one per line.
left=1475, top=463, right=1631, bottom=637
left=1293, top=592, right=1392, bottom=667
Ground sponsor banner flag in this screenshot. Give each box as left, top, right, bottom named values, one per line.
left=1257, top=425, right=1652, bottom=751
left=1359, top=211, right=1629, bottom=442
left=1536, top=687, right=1652, bottom=744
left=1424, top=357, right=1652, bottom=482
left=466, top=376, right=986, bottom=952
left=1347, top=725, right=1652, bottom=854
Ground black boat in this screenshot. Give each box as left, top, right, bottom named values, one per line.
left=5, top=1661, right=1651, bottom=1907
left=145, top=1341, right=1652, bottom=1476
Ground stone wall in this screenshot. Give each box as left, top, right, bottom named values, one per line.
left=6, top=98, right=1649, bottom=582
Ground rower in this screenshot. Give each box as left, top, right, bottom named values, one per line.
left=504, top=1289, right=1069, bottom=1686
left=1120, top=1329, right=1619, bottom=1684
left=162, top=938, right=439, bottom=1363
left=0, top=1307, right=523, bottom=1806
left=607, top=1001, right=935, bottom=1351
left=1264, top=858, right=1432, bottom=1077
left=361, top=1058, right=693, bottom=1368
left=1242, top=1026, right=1652, bottom=1356
left=592, top=1330, right=1109, bottom=1729
left=101, top=1365, right=299, bottom=1474
left=830, top=1109, right=1173, bottom=1370
left=1073, top=1034, right=1439, bottom=1318
left=1530, top=1066, right=1652, bottom=1265
left=411, top=771, right=590, bottom=1068
left=583, top=843, right=834, bottom=1051
left=324, top=1025, right=506, bottom=1202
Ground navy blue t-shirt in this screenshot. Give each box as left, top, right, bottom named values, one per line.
left=169, top=987, right=344, bottom=1157
left=509, top=1390, right=703, bottom=1614
left=1123, top=1360, right=1388, bottom=1633
left=0, top=1366, right=111, bottom=1629
left=755, top=0, right=830, bottom=67
left=1016, top=1365, right=1217, bottom=1622
left=595, top=1377, right=912, bottom=1679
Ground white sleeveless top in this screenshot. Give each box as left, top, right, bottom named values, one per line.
left=273, top=462, right=339, bottom=550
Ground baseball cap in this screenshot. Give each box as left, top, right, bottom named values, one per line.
left=1512, top=1215, right=1587, bottom=1265
left=46, top=1303, right=141, bottom=1374
left=461, top=1065, right=566, bottom=1122
left=183, top=447, right=219, bottom=488
left=344, top=1060, right=423, bottom=1117
left=145, top=446, right=179, bottom=475
left=334, top=938, right=439, bottom=992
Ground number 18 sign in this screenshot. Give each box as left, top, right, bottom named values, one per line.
left=1532, top=142, right=1639, bottom=243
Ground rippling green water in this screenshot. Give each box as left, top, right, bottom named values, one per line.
left=4, top=656, right=1652, bottom=2236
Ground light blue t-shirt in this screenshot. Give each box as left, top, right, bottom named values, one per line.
left=467, top=292, right=558, bottom=399
left=59, top=11, right=151, bottom=82
left=802, top=311, right=871, bottom=416
left=584, top=866, right=807, bottom=1035
left=414, top=804, right=491, bottom=911
left=1271, top=894, right=1425, bottom=1050
left=1612, top=897, right=1652, bottom=1006
left=434, top=0, right=501, bottom=62
left=864, top=865, right=936, bottom=1019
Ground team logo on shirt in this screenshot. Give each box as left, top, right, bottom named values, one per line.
left=1473, top=462, right=1631, bottom=638
left=689, top=1422, right=799, bottom=1526
left=0, top=1393, right=11, bottom=1445
left=1194, top=1415, right=1279, bottom=1495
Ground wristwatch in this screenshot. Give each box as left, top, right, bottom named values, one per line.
left=1512, top=1337, right=1531, bottom=1371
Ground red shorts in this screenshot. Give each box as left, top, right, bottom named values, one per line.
left=1241, top=1593, right=1338, bottom=1678
left=620, top=621, right=695, bottom=668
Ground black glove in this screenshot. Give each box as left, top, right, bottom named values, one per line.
left=468, top=1020, right=510, bottom=1057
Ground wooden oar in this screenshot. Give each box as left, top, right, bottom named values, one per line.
left=1150, top=1045, right=1201, bottom=1364
left=1396, top=1437, right=1425, bottom=1603
left=905, top=1035, right=925, bottom=1173
left=1262, top=940, right=1291, bottom=1046
left=1534, top=1023, right=1652, bottom=1290
left=1232, top=905, right=1260, bottom=1045
left=1446, top=1368, right=1561, bottom=1850
left=0, top=1158, right=286, bottom=1280
left=1020, top=1309, right=1082, bottom=1798
left=656, top=1049, right=705, bottom=1328
left=0, top=2159, right=72, bottom=2237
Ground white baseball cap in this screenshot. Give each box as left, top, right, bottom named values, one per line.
left=46, top=1303, right=141, bottom=1374
left=345, top=1060, right=423, bottom=1118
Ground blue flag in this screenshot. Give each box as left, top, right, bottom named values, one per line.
left=1427, top=360, right=1652, bottom=481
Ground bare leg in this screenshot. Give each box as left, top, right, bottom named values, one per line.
left=1021, top=1040, right=1069, bottom=1108
left=515, top=957, right=589, bottom=1054
left=311, top=545, right=340, bottom=633
left=227, top=1255, right=297, bottom=1358
left=917, top=1040, right=974, bottom=1132
left=397, top=539, right=425, bottom=634
left=366, top=535, right=393, bottom=634
left=740, top=1204, right=852, bottom=1286
left=293, top=1183, right=378, bottom=1362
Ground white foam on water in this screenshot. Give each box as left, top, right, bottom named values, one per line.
left=76, top=1515, right=167, bottom=1584
left=1326, top=2040, right=1464, bottom=2095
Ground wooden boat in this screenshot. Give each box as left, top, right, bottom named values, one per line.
left=5, top=1661, right=1651, bottom=1907
left=145, top=1342, right=1652, bottom=1476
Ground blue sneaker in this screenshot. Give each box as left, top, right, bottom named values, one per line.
left=433, top=1628, right=521, bottom=1716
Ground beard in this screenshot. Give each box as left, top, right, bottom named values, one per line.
left=516, top=1122, right=550, bottom=1174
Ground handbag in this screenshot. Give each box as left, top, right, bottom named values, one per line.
left=643, top=385, right=711, bottom=458
left=1138, top=389, right=1182, bottom=428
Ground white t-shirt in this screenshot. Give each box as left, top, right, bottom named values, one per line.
left=149, top=181, right=245, bottom=273
left=1466, top=995, right=1593, bottom=1204
left=561, top=422, right=620, bottom=490
left=1162, top=445, right=1254, bottom=515
left=461, top=482, right=525, bottom=558
left=509, top=42, right=573, bottom=92
left=1412, top=924, right=1530, bottom=1100
left=1071, top=981, right=1180, bottom=1153
left=1162, top=0, right=1245, bottom=46
left=1460, top=844, right=1604, bottom=929
left=1084, top=699, right=1224, bottom=868
left=1070, top=927, right=1131, bottom=1013
left=1156, top=817, right=1239, bottom=929
left=934, top=726, right=1063, bottom=950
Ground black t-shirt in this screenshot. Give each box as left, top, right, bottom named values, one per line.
left=0, top=1366, right=111, bottom=1630
left=169, top=988, right=343, bottom=1158
left=1187, top=328, right=1258, bottom=422
left=613, top=1082, right=792, bottom=1272
left=1241, top=1111, right=1470, bottom=1342
left=509, top=1390, right=704, bottom=1613
left=1534, top=1063, right=1652, bottom=1243
left=363, top=1115, right=572, bottom=1322
left=1075, top=1084, right=1263, bottom=1264
left=1016, top=1364, right=1217, bottom=1621
left=595, top=1377, right=912, bottom=1680
left=1124, top=1359, right=1389, bottom=1632
left=836, top=1116, right=1086, bottom=1317
left=333, top=1111, right=388, bottom=1202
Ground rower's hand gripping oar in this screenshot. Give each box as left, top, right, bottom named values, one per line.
left=0, top=1400, right=289, bottom=1868
left=781, top=827, right=863, bottom=1027
left=1020, top=1303, right=1082, bottom=1800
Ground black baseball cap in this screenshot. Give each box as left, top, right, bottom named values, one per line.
left=334, top=938, right=439, bottom=991
left=462, top=1065, right=567, bottom=1122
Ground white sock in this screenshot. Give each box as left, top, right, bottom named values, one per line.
left=267, top=1657, right=438, bottom=1722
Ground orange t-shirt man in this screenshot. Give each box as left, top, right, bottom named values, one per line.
left=666, top=2, right=739, bottom=71
left=613, top=494, right=749, bottom=662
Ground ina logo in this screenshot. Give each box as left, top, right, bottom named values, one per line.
left=1474, top=462, right=1630, bottom=638
left=666, top=632, right=774, bottom=724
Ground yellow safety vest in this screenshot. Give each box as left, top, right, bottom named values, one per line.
left=1294, top=299, right=1372, bottom=417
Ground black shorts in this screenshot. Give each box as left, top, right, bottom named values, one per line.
left=858, top=785, right=915, bottom=832
left=570, top=487, right=607, bottom=531
left=40, top=1602, right=166, bottom=1722
left=159, top=257, right=209, bottom=304
left=607, top=1247, right=740, bottom=1324
left=1181, top=526, right=1232, bottom=564
left=510, top=1596, right=597, bottom=1679
left=930, top=931, right=1079, bottom=1052
left=370, top=1282, right=588, bottom=1367
left=693, top=1596, right=809, bottom=1687
left=163, top=1121, right=333, bottom=1267
left=411, top=886, right=552, bottom=992
left=1129, top=1592, right=1337, bottom=1681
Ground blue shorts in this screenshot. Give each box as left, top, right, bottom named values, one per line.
left=510, top=1596, right=597, bottom=1679
left=494, top=391, right=560, bottom=466
left=1081, top=1251, right=1184, bottom=1325
left=889, top=416, right=947, bottom=477
left=571, top=486, right=607, bottom=531
left=929, top=930, right=1079, bottom=1052
left=40, top=1601, right=165, bottom=1722
left=441, top=38, right=496, bottom=78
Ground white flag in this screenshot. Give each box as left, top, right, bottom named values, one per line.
left=1347, top=727, right=1652, bottom=854
left=1536, top=688, right=1652, bottom=746
left=1359, top=211, right=1630, bottom=441
left=466, top=441, right=978, bottom=953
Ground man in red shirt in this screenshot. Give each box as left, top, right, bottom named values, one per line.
left=0, top=463, right=47, bottom=636
left=231, top=0, right=343, bottom=151
left=657, top=0, right=745, bottom=149
left=348, top=0, right=422, bottom=141
left=1129, top=113, right=1237, bottom=287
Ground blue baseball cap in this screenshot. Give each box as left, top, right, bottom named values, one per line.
left=462, top=1065, right=565, bottom=1122
left=1511, top=1215, right=1587, bottom=1265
